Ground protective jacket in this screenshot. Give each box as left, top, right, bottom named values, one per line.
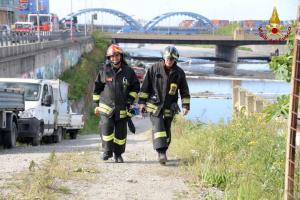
left=93, top=62, right=140, bottom=120
left=93, top=62, right=140, bottom=155
left=138, top=60, right=190, bottom=117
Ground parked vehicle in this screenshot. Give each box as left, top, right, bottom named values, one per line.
left=0, top=79, right=84, bottom=145
left=130, top=66, right=146, bottom=82
left=0, top=88, right=25, bottom=148
left=28, top=13, right=59, bottom=32
left=13, top=22, right=35, bottom=32
left=0, top=24, right=11, bottom=34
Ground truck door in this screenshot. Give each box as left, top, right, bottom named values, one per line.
left=48, top=85, right=55, bottom=134
left=41, top=84, right=54, bottom=134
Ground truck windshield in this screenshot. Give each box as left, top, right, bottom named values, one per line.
left=0, top=83, right=41, bottom=101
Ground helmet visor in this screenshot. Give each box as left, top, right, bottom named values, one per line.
left=163, top=53, right=178, bottom=61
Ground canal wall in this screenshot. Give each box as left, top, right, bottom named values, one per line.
left=0, top=37, right=94, bottom=79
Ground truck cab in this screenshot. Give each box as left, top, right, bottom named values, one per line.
left=0, top=78, right=84, bottom=145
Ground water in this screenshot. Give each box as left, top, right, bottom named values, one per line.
left=123, top=45, right=291, bottom=123
left=186, top=78, right=290, bottom=123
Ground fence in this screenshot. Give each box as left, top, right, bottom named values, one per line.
left=232, top=80, right=270, bottom=115
left=0, top=31, right=88, bottom=47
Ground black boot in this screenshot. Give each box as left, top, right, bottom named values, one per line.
left=102, top=151, right=113, bottom=160
left=114, top=154, right=124, bottom=163
left=158, top=152, right=167, bottom=165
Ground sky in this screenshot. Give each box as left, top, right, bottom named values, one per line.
left=50, top=0, right=298, bottom=21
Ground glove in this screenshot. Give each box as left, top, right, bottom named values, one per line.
left=182, top=107, right=189, bottom=116
left=139, top=104, right=146, bottom=114
left=94, top=107, right=101, bottom=116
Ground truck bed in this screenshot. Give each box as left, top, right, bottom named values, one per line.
left=57, top=113, right=84, bottom=130
left=0, top=88, right=24, bottom=111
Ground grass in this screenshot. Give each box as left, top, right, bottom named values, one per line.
left=238, top=46, right=253, bottom=52
left=1, top=151, right=99, bottom=200
left=81, top=108, right=100, bottom=134
left=169, top=113, right=287, bottom=200
left=59, top=32, right=109, bottom=101
left=214, top=23, right=241, bottom=36
left=59, top=31, right=109, bottom=133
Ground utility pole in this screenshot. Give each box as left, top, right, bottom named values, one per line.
left=284, top=4, right=300, bottom=200
left=36, top=0, right=40, bottom=42
left=70, top=0, right=73, bottom=40
left=84, top=0, right=87, bottom=36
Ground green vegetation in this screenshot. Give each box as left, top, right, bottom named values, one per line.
left=59, top=32, right=109, bottom=101
left=265, top=23, right=295, bottom=120
left=2, top=151, right=99, bottom=199
left=170, top=114, right=287, bottom=199
left=81, top=109, right=100, bottom=134
left=263, top=95, right=289, bottom=121
left=214, top=23, right=241, bottom=36
left=59, top=31, right=109, bottom=133
left=238, top=46, right=252, bottom=52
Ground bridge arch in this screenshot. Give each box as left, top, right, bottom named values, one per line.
left=61, top=8, right=142, bottom=31
left=143, top=12, right=213, bottom=32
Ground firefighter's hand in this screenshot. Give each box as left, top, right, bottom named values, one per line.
left=94, top=107, right=101, bottom=116
left=139, top=104, right=146, bottom=114
left=182, top=107, right=189, bottom=116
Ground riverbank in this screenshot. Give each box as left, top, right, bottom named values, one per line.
left=127, top=43, right=287, bottom=58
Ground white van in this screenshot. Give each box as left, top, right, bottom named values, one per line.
left=0, top=78, right=84, bottom=145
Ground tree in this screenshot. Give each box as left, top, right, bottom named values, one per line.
left=264, top=22, right=295, bottom=120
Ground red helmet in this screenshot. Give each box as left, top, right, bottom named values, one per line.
left=106, top=44, right=123, bottom=57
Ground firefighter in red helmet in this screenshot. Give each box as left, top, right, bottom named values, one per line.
left=93, top=44, right=140, bottom=163
left=138, top=46, right=190, bottom=165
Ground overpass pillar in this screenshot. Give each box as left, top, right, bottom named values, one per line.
left=215, top=45, right=238, bottom=62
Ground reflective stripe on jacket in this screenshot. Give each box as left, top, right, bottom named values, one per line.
left=138, top=61, right=190, bottom=116
left=93, top=62, right=140, bottom=119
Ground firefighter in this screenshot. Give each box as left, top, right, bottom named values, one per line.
left=138, top=46, right=190, bottom=165
left=93, top=44, right=140, bottom=163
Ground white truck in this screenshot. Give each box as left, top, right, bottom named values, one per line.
left=0, top=88, right=24, bottom=148
left=0, top=78, right=84, bottom=145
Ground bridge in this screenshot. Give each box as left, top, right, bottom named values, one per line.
left=103, top=33, right=286, bottom=62
left=62, top=8, right=214, bottom=34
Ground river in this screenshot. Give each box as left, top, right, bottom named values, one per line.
left=122, top=44, right=291, bottom=123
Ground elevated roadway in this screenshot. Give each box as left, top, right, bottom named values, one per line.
left=103, top=33, right=286, bottom=62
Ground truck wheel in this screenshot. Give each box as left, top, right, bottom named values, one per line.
left=3, top=122, right=17, bottom=149
left=32, top=127, right=42, bottom=146
left=54, top=127, right=63, bottom=143
left=70, top=130, right=78, bottom=139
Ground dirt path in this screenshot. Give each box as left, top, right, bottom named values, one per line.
left=0, top=117, right=202, bottom=200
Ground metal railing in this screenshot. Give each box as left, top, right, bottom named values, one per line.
left=284, top=5, right=300, bottom=199
left=0, top=31, right=89, bottom=47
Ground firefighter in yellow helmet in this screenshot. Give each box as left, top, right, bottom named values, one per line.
left=93, top=44, right=140, bottom=163
left=138, top=46, right=190, bottom=165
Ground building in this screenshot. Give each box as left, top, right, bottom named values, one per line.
left=211, top=19, right=229, bottom=28
left=0, top=0, right=18, bottom=25
left=18, top=0, right=49, bottom=21
left=179, top=20, right=194, bottom=28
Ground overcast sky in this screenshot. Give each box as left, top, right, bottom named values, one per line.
left=50, top=0, right=298, bottom=21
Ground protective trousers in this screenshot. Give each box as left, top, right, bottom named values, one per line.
left=100, top=115, right=127, bottom=155
left=150, top=113, right=174, bottom=152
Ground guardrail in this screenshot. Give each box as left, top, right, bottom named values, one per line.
left=0, top=31, right=89, bottom=47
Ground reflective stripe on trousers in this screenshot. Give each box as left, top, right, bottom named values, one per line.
left=100, top=115, right=127, bottom=155
left=150, top=113, right=174, bottom=150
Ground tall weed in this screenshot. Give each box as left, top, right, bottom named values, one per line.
left=170, top=114, right=287, bottom=199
